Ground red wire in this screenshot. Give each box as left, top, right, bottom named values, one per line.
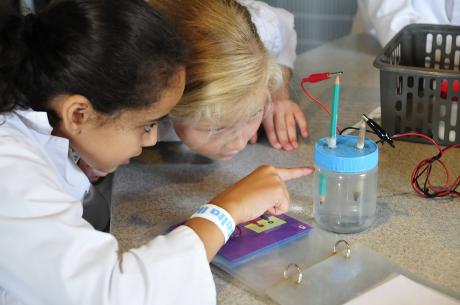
left=301, top=80, right=340, bottom=133
left=392, top=132, right=442, bottom=151
left=301, top=81, right=332, bottom=116
left=392, top=132, right=459, bottom=198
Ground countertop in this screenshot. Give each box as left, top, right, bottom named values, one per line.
left=110, top=33, right=460, bottom=304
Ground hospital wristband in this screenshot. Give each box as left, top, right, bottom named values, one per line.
left=191, top=204, right=236, bottom=243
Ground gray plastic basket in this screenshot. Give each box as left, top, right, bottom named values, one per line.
left=374, top=24, right=460, bottom=145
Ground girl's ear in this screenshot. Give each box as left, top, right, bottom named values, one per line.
left=59, top=95, right=95, bottom=135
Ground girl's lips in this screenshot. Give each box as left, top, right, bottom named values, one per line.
left=87, top=168, right=108, bottom=183
left=220, top=151, right=239, bottom=159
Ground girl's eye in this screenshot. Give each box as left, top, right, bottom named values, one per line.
left=250, top=109, right=263, bottom=120
left=144, top=122, right=158, bottom=133
left=208, top=127, right=226, bottom=135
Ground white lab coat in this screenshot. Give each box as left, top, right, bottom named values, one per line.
left=0, top=110, right=215, bottom=305
left=238, top=0, right=298, bottom=69
left=356, top=0, right=460, bottom=46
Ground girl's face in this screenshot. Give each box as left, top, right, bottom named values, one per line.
left=59, top=69, right=185, bottom=173
left=173, top=88, right=267, bottom=160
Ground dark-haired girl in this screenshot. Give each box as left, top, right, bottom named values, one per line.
left=0, top=1, right=311, bottom=304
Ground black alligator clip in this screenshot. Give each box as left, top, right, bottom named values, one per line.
left=362, top=114, right=395, bottom=148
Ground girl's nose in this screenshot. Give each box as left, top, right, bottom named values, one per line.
left=142, top=129, right=158, bottom=147
left=227, top=129, right=248, bottom=151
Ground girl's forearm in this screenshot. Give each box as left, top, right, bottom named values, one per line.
left=185, top=218, right=225, bottom=261
left=273, top=65, right=293, bottom=101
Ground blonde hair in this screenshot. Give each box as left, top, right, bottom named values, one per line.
left=148, top=0, right=283, bottom=127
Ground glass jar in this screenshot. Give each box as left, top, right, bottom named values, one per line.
left=313, top=135, right=378, bottom=233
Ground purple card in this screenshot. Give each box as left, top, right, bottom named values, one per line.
left=217, top=214, right=311, bottom=266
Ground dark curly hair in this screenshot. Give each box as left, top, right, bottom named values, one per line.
left=0, top=0, right=187, bottom=123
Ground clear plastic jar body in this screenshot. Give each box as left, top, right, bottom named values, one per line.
left=313, top=166, right=378, bottom=233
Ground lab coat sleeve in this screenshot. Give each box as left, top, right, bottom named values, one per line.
left=241, top=0, right=297, bottom=69
left=357, top=0, right=420, bottom=46
left=0, top=135, right=215, bottom=305
left=268, top=4, right=297, bottom=69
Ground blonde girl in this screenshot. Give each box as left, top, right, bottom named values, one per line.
left=150, top=0, right=308, bottom=160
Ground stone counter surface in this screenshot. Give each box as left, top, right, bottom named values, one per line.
left=110, top=34, right=460, bottom=304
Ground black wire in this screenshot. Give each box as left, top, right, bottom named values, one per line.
left=339, top=127, right=376, bottom=135
left=411, top=145, right=460, bottom=198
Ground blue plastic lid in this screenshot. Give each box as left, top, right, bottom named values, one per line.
left=314, top=135, right=378, bottom=173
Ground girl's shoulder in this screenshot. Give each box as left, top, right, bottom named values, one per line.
left=0, top=110, right=56, bottom=157
left=236, top=0, right=296, bottom=65
left=0, top=110, right=90, bottom=201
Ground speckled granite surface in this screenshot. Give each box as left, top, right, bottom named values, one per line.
left=110, top=34, right=460, bottom=304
